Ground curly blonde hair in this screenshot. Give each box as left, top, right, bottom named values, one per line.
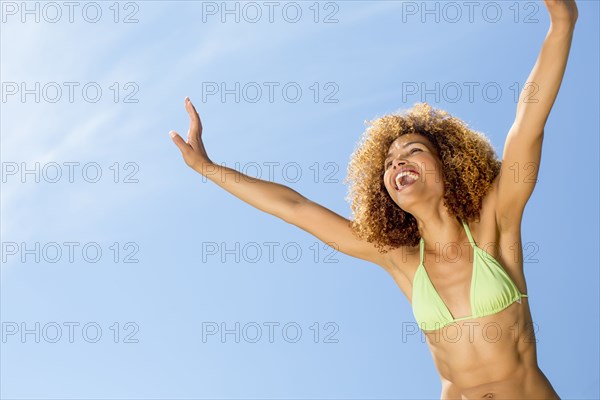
left=344, top=102, right=501, bottom=253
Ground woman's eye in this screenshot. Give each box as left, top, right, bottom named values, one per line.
left=385, top=148, right=422, bottom=168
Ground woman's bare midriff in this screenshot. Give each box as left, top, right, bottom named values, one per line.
left=383, top=213, right=560, bottom=399
left=428, top=301, right=560, bottom=399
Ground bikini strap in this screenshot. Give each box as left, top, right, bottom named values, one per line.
left=461, top=220, right=476, bottom=248
left=419, top=237, right=424, bottom=264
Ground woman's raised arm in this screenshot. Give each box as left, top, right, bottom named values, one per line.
left=169, top=97, right=391, bottom=270
left=169, top=97, right=303, bottom=219
left=494, top=0, right=578, bottom=231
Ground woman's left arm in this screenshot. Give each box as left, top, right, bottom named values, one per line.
left=495, top=0, right=578, bottom=231
left=514, top=0, right=578, bottom=130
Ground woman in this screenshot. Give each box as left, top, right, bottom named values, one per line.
left=169, top=1, right=578, bottom=398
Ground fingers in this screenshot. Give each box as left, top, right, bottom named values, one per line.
left=185, top=97, right=201, bottom=126
left=169, top=130, right=191, bottom=154
left=184, top=96, right=202, bottom=146
left=169, top=97, right=203, bottom=164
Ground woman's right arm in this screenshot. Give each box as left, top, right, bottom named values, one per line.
left=197, top=163, right=391, bottom=270
left=285, top=197, right=393, bottom=270
left=169, top=97, right=392, bottom=271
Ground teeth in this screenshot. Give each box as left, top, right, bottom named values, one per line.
left=398, top=171, right=418, bottom=179
left=395, top=171, right=419, bottom=187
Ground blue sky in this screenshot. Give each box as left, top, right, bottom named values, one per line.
left=1, top=1, right=598, bottom=399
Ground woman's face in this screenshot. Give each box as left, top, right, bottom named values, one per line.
left=382, top=133, right=444, bottom=208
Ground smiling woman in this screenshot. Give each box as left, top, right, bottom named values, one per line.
left=170, top=0, right=579, bottom=398
left=344, top=103, right=502, bottom=251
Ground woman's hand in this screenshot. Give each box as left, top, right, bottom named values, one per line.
left=544, top=0, right=578, bottom=29
left=170, top=96, right=212, bottom=171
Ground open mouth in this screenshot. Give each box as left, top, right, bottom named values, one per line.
left=394, top=171, right=419, bottom=191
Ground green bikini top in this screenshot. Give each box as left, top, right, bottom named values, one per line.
left=411, top=220, right=528, bottom=331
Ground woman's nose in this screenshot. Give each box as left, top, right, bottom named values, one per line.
left=392, top=159, right=406, bottom=167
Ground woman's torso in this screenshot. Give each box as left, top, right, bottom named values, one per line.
left=384, top=184, right=559, bottom=398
